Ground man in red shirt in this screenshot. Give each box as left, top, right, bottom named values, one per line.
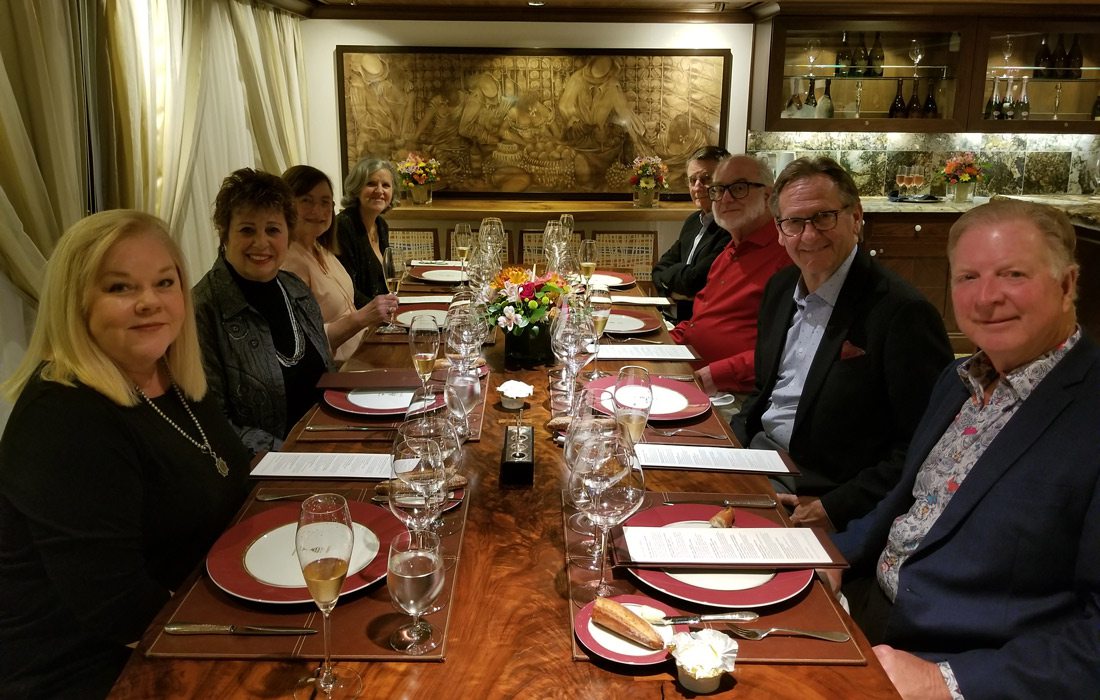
left=669, top=155, right=792, bottom=396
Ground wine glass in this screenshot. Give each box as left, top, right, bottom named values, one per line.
left=453, top=223, right=472, bottom=285
left=586, top=285, right=612, bottom=379
left=387, top=529, right=445, bottom=655
left=379, top=247, right=406, bottom=334
left=294, top=494, right=362, bottom=699
left=909, top=166, right=927, bottom=198
left=408, top=315, right=440, bottom=392
left=571, top=434, right=646, bottom=603
left=908, top=40, right=924, bottom=77
left=1000, top=35, right=1014, bottom=76
left=444, top=366, right=481, bottom=441
left=559, top=213, right=575, bottom=239
left=564, top=388, right=618, bottom=569
left=895, top=165, right=909, bottom=199
left=613, top=365, right=652, bottom=446
left=805, top=38, right=821, bottom=76
left=579, top=239, right=598, bottom=291
left=551, top=308, right=598, bottom=413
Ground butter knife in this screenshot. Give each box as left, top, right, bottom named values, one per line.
left=651, top=611, right=760, bottom=626
left=304, top=425, right=397, bottom=432
left=164, top=622, right=316, bottom=636
left=663, top=495, right=778, bottom=508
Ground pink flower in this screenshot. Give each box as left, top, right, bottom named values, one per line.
left=497, top=305, right=528, bottom=332
left=519, top=281, right=536, bottom=300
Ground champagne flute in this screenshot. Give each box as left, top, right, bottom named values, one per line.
left=613, top=365, right=652, bottom=446
left=909, top=39, right=924, bottom=77
left=387, top=530, right=444, bottom=655
left=805, top=38, right=821, bottom=77
left=453, top=223, right=472, bottom=286
left=559, top=213, right=575, bottom=239
left=379, top=247, right=406, bottom=334
left=579, top=239, right=598, bottom=291
left=444, top=366, right=481, bottom=441
left=895, top=166, right=909, bottom=199
left=294, top=494, right=361, bottom=699
left=587, top=285, right=612, bottom=379
left=408, top=315, right=440, bottom=391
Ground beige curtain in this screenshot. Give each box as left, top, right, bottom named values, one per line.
left=0, top=1, right=87, bottom=301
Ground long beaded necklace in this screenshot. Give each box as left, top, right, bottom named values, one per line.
left=136, top=378, right=229, bottom=477
left=275, top=278, right=305, bottom=368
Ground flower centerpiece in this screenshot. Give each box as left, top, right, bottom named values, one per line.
left=397, top=153, right=440, bottom=205
left=486, top=266, right=571, bottom=369
left=941, top=152, right=985, bottom=203
left=629, top=155, right=670, bottom=208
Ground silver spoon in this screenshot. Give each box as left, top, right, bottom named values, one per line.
left=255, top=492, right=317, bottom=502
left=726, top=624, right=850, bottom=643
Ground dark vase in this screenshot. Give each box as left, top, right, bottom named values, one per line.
left=503, top=324, right=554, bottom=370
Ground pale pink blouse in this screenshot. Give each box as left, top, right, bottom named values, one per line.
left=282, top=242, right=365, bottom=362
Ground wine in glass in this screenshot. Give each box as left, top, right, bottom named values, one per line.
left=909, top=166, right=926, bottom=197
left=408, top=315, right=440, bottom=391
left=579, top=239, right=598, bottom=290
left=444, top=366, right=481, bottom=441
left=587, top=285, right=612, bottom=379
left=379, top=247, right=406, bottom=334
left=387, top=530, right=445, bottom=655
left=453, top=223, right=472, bottom=286
left=294, top=494, right=362, bottom=699
left=895, top=166, right=909, bottom=199
left=613, top=365, right=652, bottom=446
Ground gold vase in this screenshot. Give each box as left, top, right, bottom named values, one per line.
left=952, top=181, right=975, bottom=204
left=410, top=184, right=433, bottom=206
left=632, top=188, right=659, bottom=208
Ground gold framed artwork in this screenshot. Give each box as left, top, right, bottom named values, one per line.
left=336, top=46, right=732, bottom=199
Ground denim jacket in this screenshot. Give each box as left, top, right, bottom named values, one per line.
left=193, top=256, right=334, bottom=453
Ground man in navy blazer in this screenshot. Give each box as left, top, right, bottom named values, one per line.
left=830, top=200, right=1100, bottom=699
left=731, top=157, right=952, bottom=530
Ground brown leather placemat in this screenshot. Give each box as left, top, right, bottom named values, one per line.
left=639, top=406, right=738, bottom=448
left=145, top=495, right=468, bottom=661
left=317, top=369, right=421, bottom=390
left=563, top=492, right=865, bottom=665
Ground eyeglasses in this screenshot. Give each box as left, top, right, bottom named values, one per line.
left=687, top=174, right=713, bottom=187
left=776, top=208, right=847, bottom=237
left=706, top=181, right=766, bottom=201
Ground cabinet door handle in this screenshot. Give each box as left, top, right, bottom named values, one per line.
left=914, top=224, right=922, bottom=233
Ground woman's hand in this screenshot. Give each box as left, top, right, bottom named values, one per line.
left=357, top=293, right=398, bottom=328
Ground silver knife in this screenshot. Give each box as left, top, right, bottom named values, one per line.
left=651, top=611, right=760, bottom=626
left=164, top=622, right=316, bottom=636
left=663, top=495, right=778, bottom=508
left=304, top=425, right=397, bottom=432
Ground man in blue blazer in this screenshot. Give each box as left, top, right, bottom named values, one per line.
left=731, top=157, right=953, bottom=530
left=830, top=200, right=1100, bottom=699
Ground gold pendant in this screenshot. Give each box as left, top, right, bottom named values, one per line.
left=216, top=457, right=229, bottom=477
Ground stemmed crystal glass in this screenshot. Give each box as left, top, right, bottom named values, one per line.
left=613, top=365, right=652, bottom=447
left=586, top=285, right=612, bottom=379
left=909, top=40, right=924, bottom=77
left=444, top=366, right=481, bottom=441
left=453, top=223, right=472, bottom=285
left=805, top=38, right=821, bottom=76
left=895, top=166, right=909, bottom=199
left=379, top=247, right=406, bottom=334
left=1000, top=36, right=1014, bottom=76
left=408, top=315, right=440, bottom=392
left=570, top=434, right=646, bottom=603
left=551, top=306, right=598, bottom=413
left=387, top=530, right=445, bottom=655
left=564, top=387, right=618, bottom=569
left=294, top=494, right=362, bottom=699
left=579, top=239, right=598, bottom=290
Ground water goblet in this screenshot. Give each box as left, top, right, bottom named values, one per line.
left=387, top=530, right=445, bottom=655
left=408, top=315, right=440, bottom=391
left=444, top=366, right=481, bottom=442
left=294, top=494, right=362, bottom=699
left=551, top=309, right=597, bottom=412
left=613, top=365, right=652, bottom=446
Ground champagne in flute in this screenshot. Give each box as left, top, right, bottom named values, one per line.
left=408, top=315, right=440, bottom=391
left=580, top=239, right=598, bottom=289
left=613, top=365, right=652, bottom=446
left=380, top=247, right=406, bottom=334
left=615, top=408, right=648, bottom=444
left=302, top=555, right=350, bottom=608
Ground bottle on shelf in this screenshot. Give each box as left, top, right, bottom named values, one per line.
left=805, top=76, right=818, bottom=112
left=1018, top=77, right=1030, bottom=120
left=1033, top=34, right=1051, bottom=79
left=923, top=78, right=939, bottom=118
left=869, top=32, right=885, bottom=77
left=815, top=78, right=835, bottom=118
left=835, top=32, right=851, bottom=77
left=907, top=79, right=923, bottom=118
left=889, top=79, right=907, bottom=118
left=986, top=77, right=1003, bottom=120
left=1092, top=91, right=1100, bottom=121
left=1002, top=76, right=1016, bottom=120
left=853, top=32, right=868, bottom=78
left=1051, top=34, right=1068, bottom=78
left=1067, top=34, right=1083, bottom=79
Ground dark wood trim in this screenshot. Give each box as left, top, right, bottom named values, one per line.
left=311, top=7, right=755, bottom=22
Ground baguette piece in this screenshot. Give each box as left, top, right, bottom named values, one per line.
left=708, top=506, right=736, bottom=528
left=591, top=598, right=664, bottom=650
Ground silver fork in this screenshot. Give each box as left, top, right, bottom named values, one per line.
left=649, top=428, right=726, bottom=439
left=726, top=624, right=850, bottom=643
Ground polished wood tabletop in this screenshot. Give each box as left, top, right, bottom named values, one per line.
left=109, top=306, right=900, bottom=699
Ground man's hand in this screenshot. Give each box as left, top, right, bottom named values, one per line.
left=695, top=366, right=717, bottom=396
left=777, top=494, right=834, bottom=531
left=873, top=646, right=953, bottom=700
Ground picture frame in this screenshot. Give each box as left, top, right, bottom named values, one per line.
left=336, top=46, right=732, bottom=199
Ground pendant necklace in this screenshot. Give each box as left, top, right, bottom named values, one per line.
left=137, top=378, right=229, bottom=477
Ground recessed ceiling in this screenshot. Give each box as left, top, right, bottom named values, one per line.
left=265, top=0, right=770, bottom=22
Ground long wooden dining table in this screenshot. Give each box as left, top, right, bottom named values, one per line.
left=109, top=291, right=900, bottom=699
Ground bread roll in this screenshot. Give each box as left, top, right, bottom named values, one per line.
left=708, top=506, right=736, bottom=528
left=591, top=597, right=664, bottom=650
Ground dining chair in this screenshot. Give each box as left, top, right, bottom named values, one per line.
left=589, top=231, right=658, bottom=281
left=520, top=228, right=583, bottom=266
left=388, top=228, right=440, bottom=260
left=447, top=226, right=515, bottom=262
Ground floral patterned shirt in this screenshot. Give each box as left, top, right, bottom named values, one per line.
left=875, top=328, right=1080, bottom=699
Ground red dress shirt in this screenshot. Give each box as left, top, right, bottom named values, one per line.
left=669, top=219, right=791, bottom=392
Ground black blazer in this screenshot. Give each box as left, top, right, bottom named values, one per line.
left=335, top=209, right=390, bottom=307
left=651, top=212, right=730, bottom=320
left=731, top=248, right=953, bottom=528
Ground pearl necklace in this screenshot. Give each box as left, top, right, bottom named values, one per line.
left=275, top=278, right=305, bottom=368
left=136, top=381, right=229, bottom=478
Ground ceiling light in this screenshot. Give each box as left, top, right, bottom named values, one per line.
left=528, top=1, right=545, bottom=5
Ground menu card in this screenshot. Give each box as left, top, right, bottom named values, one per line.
left=399, top=294, right=453, bottom=304
left=610, top=295, right=671, bottom=306
left=250, top=452, right=391, bottom=479
left=410, top=260, right=462, bottom=267
left=616, top=526, right=846, bottom=569
left=597, top=345, right=697, bottom=361
left=634, top=445, right=795, bottom=475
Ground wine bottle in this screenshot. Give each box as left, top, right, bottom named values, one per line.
left=923, top=78, right=939, bottom=118
left=1067, top=34, right=1083, bottom=79
left=1018, top=77, right=1031, bottom=120
left=1092, top=92, right=1100, bottom=121
left=889, top=79, right=907, bottom=118
left=805, top=76, right=818, bottom=112
left=835, top=32, right=851, bottom=77
left=815, top=78, right=835, bottom=118
left=907, top=79, right=923, bottom=118
left=1051, top=34, right=1068, bottom=78
left=1002, top=76, right=1016, bottom=120
left=1033, top=34, right=1051, bottom=79
left=989, top=77, right=1003, bottom=120
left=869, top=32, right=885, bottom=77
left=853, top=32, right=868, bottom=78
